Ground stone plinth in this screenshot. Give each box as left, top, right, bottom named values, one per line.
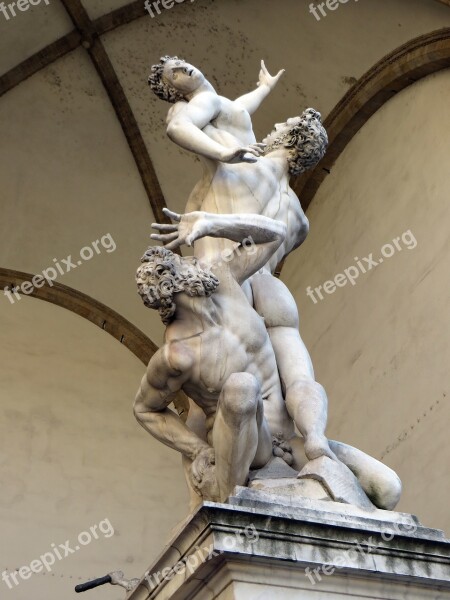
left=127, top=488, right=450, bottom=600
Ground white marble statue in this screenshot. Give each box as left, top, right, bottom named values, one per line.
left=135, top=208, right=400, bottom=510
left=149, top=56, right=333, bottom=462
left=137, top=56, right=402, bottom=511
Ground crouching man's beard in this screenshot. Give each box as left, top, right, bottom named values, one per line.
left=136, top=246, right=219, bottom=324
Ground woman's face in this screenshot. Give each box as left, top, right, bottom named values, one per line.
left=163, top=59, right=205, bottom=95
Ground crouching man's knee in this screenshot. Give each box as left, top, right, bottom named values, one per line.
left=285, top=379, right=327, bottom=414
left=220, top=372, right=260, bottom=422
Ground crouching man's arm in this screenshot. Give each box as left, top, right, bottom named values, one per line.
left=134, top=344, right=210, bottom=462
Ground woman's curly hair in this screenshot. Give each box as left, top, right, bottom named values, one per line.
left=285, top=108, right=328, bottom=175
left=136, top=246, right=219, bottom=325
left=148, top=55, right=186, bottom=104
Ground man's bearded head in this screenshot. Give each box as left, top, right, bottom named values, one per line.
left=263, top=108, right=328, bottom=175
left=136, top=246, right=219, bottom=325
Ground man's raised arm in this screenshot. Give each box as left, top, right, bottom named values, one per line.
left=235, top=60, right=284, bottom=115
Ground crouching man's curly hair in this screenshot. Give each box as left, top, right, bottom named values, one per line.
left=284, top=108, right=328, bottom=175
left=148, top=55, right=186, bottom=104
left=136, top=246, right=219, bottom=325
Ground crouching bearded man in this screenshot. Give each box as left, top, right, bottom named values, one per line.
left=134, top=208, right=402, bottom=511
left=134, top=208, right=288, bottom=503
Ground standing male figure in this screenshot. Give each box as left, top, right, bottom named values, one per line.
left=188, top=110, right=336, bottom=462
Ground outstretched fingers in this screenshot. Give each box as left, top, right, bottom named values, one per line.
left=164, top=238, right=183, bottom=251
left=258, top=60, right=285, bottom=87
left=185, top=234, right=197, bottom=247
left=162, top=207, right=181, bottom=222
left=150, top=232, right=179, bottom=244
left=151, top=223, right=178, bottom=232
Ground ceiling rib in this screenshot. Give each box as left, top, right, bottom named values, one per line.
left=0, top=31, right=80, bottom=97
left=0, top=267, right=189, bottom=417
left=1, top=0, right=449, bottom=99
left=93, top=0, right=146, bottom=35
left=0, top=0, right=179, bottom=239
left=0, top=268, right=157, bottom=362
left=60, top=0, right=170, bottom=225
left=291, top=27, right=450, bottom=213
left=0, top=0, right=148, bottom=99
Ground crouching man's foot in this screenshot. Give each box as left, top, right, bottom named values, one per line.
left=303, top=433, right=338, bottom=462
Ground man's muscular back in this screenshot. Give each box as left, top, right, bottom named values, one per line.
left=194, top=157, right=308, bottom=269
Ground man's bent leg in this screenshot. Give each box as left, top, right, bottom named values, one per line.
left=212, top=372, right=270, bottom=501
left=251, top=273, right=334, bottom=460
left=251, top=388, right=273, bottom=469
left=330, top=440, right=402, bottom=510
left=271, top=328, right=336, bottom=460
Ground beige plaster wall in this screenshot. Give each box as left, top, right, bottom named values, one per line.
left=282, top=68, right=450, bottom=533
left=0, top=298, right=188, bottom=599
left=0, top=48, right=167, bottom=345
